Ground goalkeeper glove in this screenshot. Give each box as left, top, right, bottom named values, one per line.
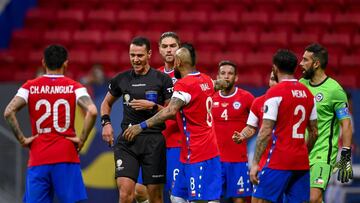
left=333, top=147, right=353, bottom=183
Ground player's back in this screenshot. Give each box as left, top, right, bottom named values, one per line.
left=19, top=75, right=87, bottom=166
left=264, top=79, right=315, bottom=170
left=174, top=72, right=219, bottom=163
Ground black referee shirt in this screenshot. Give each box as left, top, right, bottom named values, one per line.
left=108, top=68, right=173, bottom=134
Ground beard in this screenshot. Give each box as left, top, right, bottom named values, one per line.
left=174, top=68, right=182, bottom=79
left=302, top=66, right=316, bottom=80
left=225, top=81, right=234, bottom=91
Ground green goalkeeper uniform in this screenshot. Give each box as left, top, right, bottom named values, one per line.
left=300, top=77, right=350, bottom=189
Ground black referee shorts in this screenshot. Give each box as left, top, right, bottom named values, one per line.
left=114, top=133, right=166, bottom=185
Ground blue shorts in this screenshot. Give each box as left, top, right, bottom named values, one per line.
left=24, top=163, right=87, bottom=203
left=166, top=147, right=181, bottom=192
left=172, top=156, right=222, bottom=201
left=253, top=167, right=309, bottom=203
left=221, top=162, right=252, bottom=198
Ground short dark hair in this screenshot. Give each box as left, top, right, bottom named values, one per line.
left=272, top=49, right=298, bottom=74
left=305, top=43, right=328, bottom=69
left=43, top=44, right=68, bottom=70
left=159, top=31, right=180, bottom=46
left=218, top=60, right=237, bottom=74
left=181, top=43, right=196, bottom=66
left=131, top=36, right=151, bottom=51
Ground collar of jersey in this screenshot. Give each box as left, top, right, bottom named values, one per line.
left=43, top=74, right=64, bottom=78
left=188, top=71, right=200, bottom=76
left=280, top=79, right=297, bottom=82
left=164, top=68, right=174, bottom=74
left=219, top=87, right=238, bottom=98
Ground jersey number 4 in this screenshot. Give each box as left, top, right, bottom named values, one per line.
left=36, top=99, right=70, bottom=133
left=292, top=105, right=305, bottom=139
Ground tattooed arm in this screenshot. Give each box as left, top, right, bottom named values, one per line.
left=66, top=95, right=98, bottom=151
left=3, top=96, right=36, bottom=147
left=307, top=119, right=318, bottom=152
left=123, top=97, right=185, bottom=141
left=250, top=119, right=274, bottom=184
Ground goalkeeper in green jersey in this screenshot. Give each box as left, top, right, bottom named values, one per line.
left=299, top=43, right=353, bottom=203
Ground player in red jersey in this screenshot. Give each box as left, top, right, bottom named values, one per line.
left=3, top=44, right=97, bottom=203
left=250, top=49, right=318, bottom=203
left=212, top=60, right=254, bottom=203
left=233, top=71, right=277, bottom=171
left=134, top=32, right=182, bottom=203
left=123, top=43, right=229, bottom=202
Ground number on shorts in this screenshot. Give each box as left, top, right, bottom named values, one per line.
left=36, top=99, right=70, bottom=133
left=190, top=177, right=195, bottom=190
left=292, top=105, right=306, bottom=139
left=237, top=176, right=244, bottom=188
left=173, top=168, right=179, bottom=181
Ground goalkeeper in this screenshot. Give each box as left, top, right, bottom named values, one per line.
left=299, top=43, right=353, bottom=203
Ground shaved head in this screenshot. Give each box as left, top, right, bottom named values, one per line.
left=175, top=47, right=192, bottom=66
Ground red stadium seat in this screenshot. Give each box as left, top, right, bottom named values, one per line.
left=178, top=11, right=208, bottom=25
left=72, top=30, right=102, bottom=50
left=86, top=9, right=116, bottom=31
left=103, top=30, right=132, bottom=51
left=227, top=31, right=258, bottom=52
left=321, top=33, right=351, bottom=48
left=10, top=29, right=43, bottom=50
left=237, top=71, right=264, bottom=87
left=175, top=31, right=195, bottom=43
left=289, top=33, right=320, bottom=50
left=68, top=49, right=89, bottom=70
left=244, top=52, right=273, bottom=68
left=271, top=12, right=300, bottom=32
left=259, top=31, right=288, bottom=52
left=333, top=13, right=360, bottom=33
left=303, top=12, right=332, bottom=34
left=213, top=52, right=245, bottom=67
left=195, top=32, right=227, bottom=51
left=339, top=54, right=360, bottom=68
left=208, top=11, right=239, bottom=32
left=240, top=11, right=269, bottom=32
left=25, top=8, right=55, bottom=30
left=44, top=30, right=72, bottom=47
left=89, top=50, right=120, bottom=71
left=333, top=74, right=357, bottom=89
left=147, top=11, right=176, bottom=31
left=117, top=10, right=147, bottom=32
left=196, top=51, right=215, bottom=72
left=56, top=9, right=85, bottom=30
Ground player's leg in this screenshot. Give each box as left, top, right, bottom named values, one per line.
left=185, top=156, right=222, bottom=202
left=142, top=134, right=166, bottom=203
left=135, top=168, right=149, bottom=203
left=24, top=165, right=53, bottom=203
left=165, top=147, right=181, bottom=202
left=284, top=170, right=310, bottom=203
left=309, top=163, right=331, bottom=203
left=114, top=140, right=140, bottom=203
left=252, top=167, right=292, bottom=203
left=51, top=163, right=87, bottom=203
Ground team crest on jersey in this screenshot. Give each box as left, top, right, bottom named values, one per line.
left=315, top=93, right=324, bottom=102
left=233, top=101, right=241, bottom=110
left=221, top=102, right=229, bottom=107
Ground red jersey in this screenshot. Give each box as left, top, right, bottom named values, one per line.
left=158, top=66, right=182, bottom=148
left=247, top=95, right=271, bottom=170
left=16, top=75, right=89, bottom=167
left=212, top=87, right=254, bottom=162
left=262, top=79, right=316, bottom=170
left=172, top=72, right=219, bottom=163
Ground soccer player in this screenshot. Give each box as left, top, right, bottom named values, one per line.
left=232, top=71, right=278, bottom=172
left=250, top=49, right=318, bottom=203
left=101, top=36, right=173, bottom=203
left=123, top=43, right=229, bottom=203
left=212, top=60, right=254, bottom=203
left=299, top=43, right=353, bottom=203
left=3, top=44, right=97, bottom=203
left=135, top=31, right=182, bottom=203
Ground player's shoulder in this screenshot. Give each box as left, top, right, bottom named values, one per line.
left=111, top=69, right=132, bottom=81
left=299, top=78, right=309, bottom=86
left=253, top=95, right=266, bottom=105
left=326, top=77, right=345, bottom=90
left=237, top=87, right=254, bottom=98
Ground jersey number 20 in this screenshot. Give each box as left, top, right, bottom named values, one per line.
left=35, top=99, right=70, bottom=133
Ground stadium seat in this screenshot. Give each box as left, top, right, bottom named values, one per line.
left=303, top=12, right=332, bottom=34
left=117, top=10, right=147, bottom=32
left=333, top=13, right=360, bottom=33
left=89, top=50, right=119, bottom=71
left=10, top=29, right=43, bottom=50
left=237, top=71, right=264, bottom=87
left=86, top=9, right=116, bottom=31
left=240, top=11, right=269, bottom=32
left=44, top=30, right=72, bottom=47
left=103, top=30, right=132, bottom=51
left=56, top=9, right=85, bottom=30
left=227, top=31, right=258, bottom=52
left=178, top=11, right=208, bottom=25
left=196, top=51, right=215, bottom=70
left=333, top=74, right=357, bottom=89
left=208, top=11, right=239, bottom=32
left=289, top=32, right=320, bottom=49
left=147, top=11, right=176, bottom=31
left=321, top=33, right=351, bottom=49
left=68, top=49, right=89, bottom=70
left=339, top=54, right=360, bottom=68
left=271, top=12, right=300, bottom=32
left=213, top=52, right=245, bottom=67
left=72, top=30, right=102, bottom=50
left=195, top=32, right=227, bottom=52
left=25, top=8, right=55, bottom=30
left=258, top=31, right=288, bottom=52
left=244, top=52, right=273, bottom=68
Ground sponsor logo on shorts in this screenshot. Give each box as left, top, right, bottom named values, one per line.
left=191, top=190, right=196, bottom=197
left=237, top=188, right=245, bottom=194
left=152, top=174, right=165, bottom=178
left=314, top=178, right=324, bottom=185
left=116, top=159, right=124, bottom=171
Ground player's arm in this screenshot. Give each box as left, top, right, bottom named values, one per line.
left=3, top=96, right=37, bottom=147
left=340, top=118, right=352, bottom=148
left=233, top=125, right=257, bottom=144
left=253, top=119, right=274, bottom=164
left=123, top=97, right=185, bottom=141
left=213, top=79, right=230, bottom=91
left=67, top=96, right=97, bottom=151
left=306, top=119, right=318, bottom=152
left=100, top=92, right=119, bottom=146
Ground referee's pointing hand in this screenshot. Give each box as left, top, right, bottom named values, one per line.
left=123, top=124, right=143, bottom=141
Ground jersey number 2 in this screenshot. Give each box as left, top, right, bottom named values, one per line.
left=36, top=99, right=70, bottom=133
left=292, top=105, right=305, bottom=139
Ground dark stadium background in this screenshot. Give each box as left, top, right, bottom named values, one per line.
left=0, top=0, right=359, bottom=202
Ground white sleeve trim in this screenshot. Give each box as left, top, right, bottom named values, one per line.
left=15, top=88, right=29, bottom=103
left=172, top=91, right=191, bottom=105
left=310, top=98, right=317, bottom=121
left=75, top=87, right=90, bottom=102
left=263, top=96, right=282, bottom=121
left=247, top=110, right=259, bottom=128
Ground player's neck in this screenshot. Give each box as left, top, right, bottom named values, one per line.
left=278, top=73, right=295, bottom=82
left=310, top=70, right=327, bottom=86
left=221, top=86, right=236, bottom=96
left=182, top=67, right=197, bottom=77
left=46, top=69, right=64, bottom=75
left=164, top=63, right=174, bottom=72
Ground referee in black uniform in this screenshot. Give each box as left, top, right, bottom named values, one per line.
left=101, top=36, right=173, bottom=203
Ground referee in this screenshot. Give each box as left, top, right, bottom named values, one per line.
left=101, top=36, right=173, bottom=203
